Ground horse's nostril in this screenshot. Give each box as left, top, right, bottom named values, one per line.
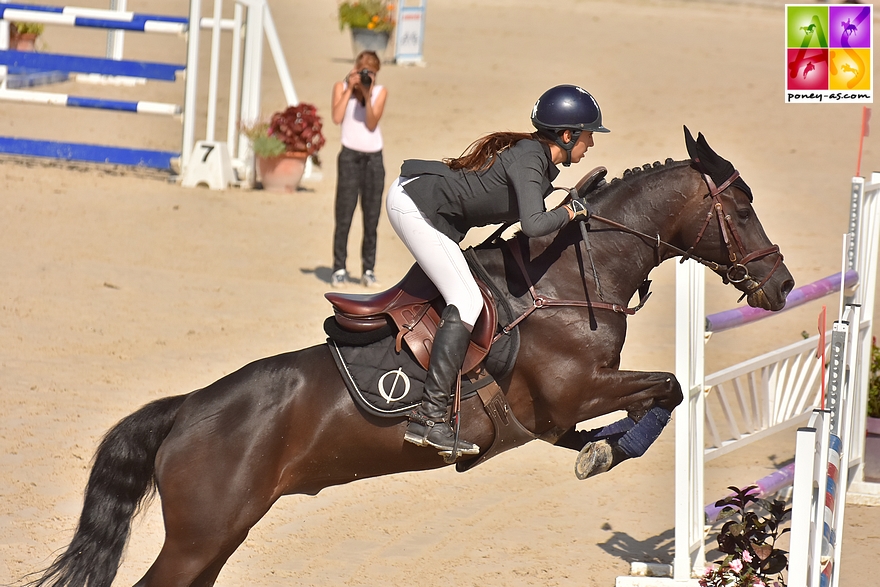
left=781, top=279, right=795, bottom=297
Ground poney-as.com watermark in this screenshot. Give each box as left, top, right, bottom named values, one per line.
left=785, top=4, right=873, bottom=104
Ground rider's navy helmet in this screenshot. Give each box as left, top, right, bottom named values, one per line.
left=531, top=85, right=610, bottom=134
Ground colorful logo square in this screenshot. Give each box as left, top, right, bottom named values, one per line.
left=787, top=48, right=828, bottom=90
left=786, top=4, right=873, bottom=103
left=829, top=5, right=871, bottom=49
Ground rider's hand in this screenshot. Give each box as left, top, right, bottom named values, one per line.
left=566, top=196, right=591, bottom=221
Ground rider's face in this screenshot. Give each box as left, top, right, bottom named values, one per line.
left=569, top=131, right=594, bottom=164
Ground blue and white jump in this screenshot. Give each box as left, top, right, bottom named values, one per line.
left=0, top=0, right=300, bottom=187
left=0, top=3, right=189, bottom=34
left=0, top=3, right=189, bottom=169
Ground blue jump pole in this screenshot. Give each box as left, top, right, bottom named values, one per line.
left=0, top=3, right=189, bottom=32
left=0, top=136, right=178, bottom=169
left=0, top=50, right=185, bottom=81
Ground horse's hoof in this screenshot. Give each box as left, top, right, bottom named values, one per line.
left=574, top=440, right=613, bottom=480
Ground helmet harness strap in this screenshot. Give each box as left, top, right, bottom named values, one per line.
left=543, top=128, right=582, bottom=167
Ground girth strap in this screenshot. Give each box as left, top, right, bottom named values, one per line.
left=456, top=379, right=538, bottom=472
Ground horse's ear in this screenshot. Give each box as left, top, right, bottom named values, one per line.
left=683, top=125, right=698, bottom=160
left=689, top=129, right=754, bottom=202
left=695, top=132, right=723, bottom=167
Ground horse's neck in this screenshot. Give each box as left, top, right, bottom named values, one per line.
left=579, top=167, right=695, bottom=293
left=592, top=164, right=696, bottom=245
left=474, top=163, right=699, bottom=309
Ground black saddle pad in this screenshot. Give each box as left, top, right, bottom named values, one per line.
left=325, top=246, right=520, bottom=418
left=327, top=334, right=486, bottom=417
left=326, top=320, right=518, bottom=418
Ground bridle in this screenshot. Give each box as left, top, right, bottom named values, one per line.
left=680, top=165, right=784, bottom=298
left=495, top=162, right=784, bottom=337
left=584, top=164, right=784, bottom=299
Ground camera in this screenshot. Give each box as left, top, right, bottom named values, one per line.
left=358, top=69, right=373, bottom=88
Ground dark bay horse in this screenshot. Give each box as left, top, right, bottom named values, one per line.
left=26, top=128, right=794, bottom=587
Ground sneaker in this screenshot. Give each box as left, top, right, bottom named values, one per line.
left=361, top=270, right=379, bottom=288
left=330, top=269, right=347, bottom=287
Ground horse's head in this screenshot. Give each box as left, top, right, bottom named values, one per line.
left=680, top=126, right=794, bottom=311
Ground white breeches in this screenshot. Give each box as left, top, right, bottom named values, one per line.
left=385, top=176, right=483, bottom=327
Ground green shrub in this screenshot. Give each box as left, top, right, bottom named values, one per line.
left=338, top=1, right=395, bottom=33
left=868, top=338, right=880, bottom=418
left=13, top=22, right=45, bottom=36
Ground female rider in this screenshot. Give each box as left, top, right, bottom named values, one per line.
left=385, top=85, right=608, bottom=457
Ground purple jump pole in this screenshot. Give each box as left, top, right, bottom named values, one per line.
left=704, top=462, right=797, bottom=524
left=705, top=270, right=859, bottom=333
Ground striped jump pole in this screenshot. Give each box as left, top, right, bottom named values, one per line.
left=820, top=433, right=842, bottom=587
left=0, top=87, right=180, bottom=115
left=789, top=311, right=860, bottom=587
left=0, top=3, right=234, bottom=34
left=0, top=0, right=301, bottom=186
left=705, top=269, right=859, bottom=333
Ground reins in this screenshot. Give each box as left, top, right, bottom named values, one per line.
left=491, top=161, right=784, bottom=339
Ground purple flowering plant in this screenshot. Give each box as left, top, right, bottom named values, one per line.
left=699, top=485, right=790, bottom=587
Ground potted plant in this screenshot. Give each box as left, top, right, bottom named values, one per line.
left=242, top=103, right=325, bottom=193
left=9, top=22, right=45, bottom=52
left=867, top=338, right=880, bottom=434
left=338, top=1, right=395, bottom=56
left=700, top=486, right=790, bottom=587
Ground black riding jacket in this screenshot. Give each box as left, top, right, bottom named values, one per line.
left=399, top=139, right=571, bottom=243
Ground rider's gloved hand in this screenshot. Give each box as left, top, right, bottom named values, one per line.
left=566, top=195, right=591, bottom=221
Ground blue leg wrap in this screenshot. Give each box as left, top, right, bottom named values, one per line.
left=597, top=417, right=636, bottom=438
left=580, top=416, right=635, bottom=444
left=616, top=407, right=672, bottom=458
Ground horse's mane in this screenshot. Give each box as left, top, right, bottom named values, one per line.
left=598, top=157, right=686, bottom=195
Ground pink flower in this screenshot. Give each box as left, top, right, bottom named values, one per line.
left=742, top=550, right=753, bottom=563
left=729, top=559, right=744, bottom=573
left=752, top=580, right=765, bottom=587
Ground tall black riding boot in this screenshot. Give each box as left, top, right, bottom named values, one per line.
left=404, top=305, right=480, bottom=456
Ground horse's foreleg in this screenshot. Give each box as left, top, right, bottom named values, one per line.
left=556, top=369, right=682, bottom=479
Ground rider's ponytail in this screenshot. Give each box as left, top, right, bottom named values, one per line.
left=444, top=131, right=555, bottom=172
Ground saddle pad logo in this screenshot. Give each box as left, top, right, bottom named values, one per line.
left=377, top=368, right=412, bottom=403
left=785, top=4, right=872, bottom=103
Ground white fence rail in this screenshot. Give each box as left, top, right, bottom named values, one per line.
left=617, top=174, right=880, bottom=586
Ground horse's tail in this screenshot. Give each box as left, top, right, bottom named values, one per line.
left=26, top=394, right=189, bottom=587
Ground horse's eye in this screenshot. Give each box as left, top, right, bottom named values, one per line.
left=737, top=208, right=751, bottom=220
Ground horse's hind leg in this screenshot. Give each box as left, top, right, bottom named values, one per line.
left=134, top=427, right=282, bottom=586
left=189, top=538, right=251, bottom=587
left=133, top=499, right=261, bottom=587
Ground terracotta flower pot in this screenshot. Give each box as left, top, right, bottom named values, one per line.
left=257, top=152, right=308, bottom=193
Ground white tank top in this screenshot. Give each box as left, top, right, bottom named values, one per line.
left=340, top=83, right=384, bottom=153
